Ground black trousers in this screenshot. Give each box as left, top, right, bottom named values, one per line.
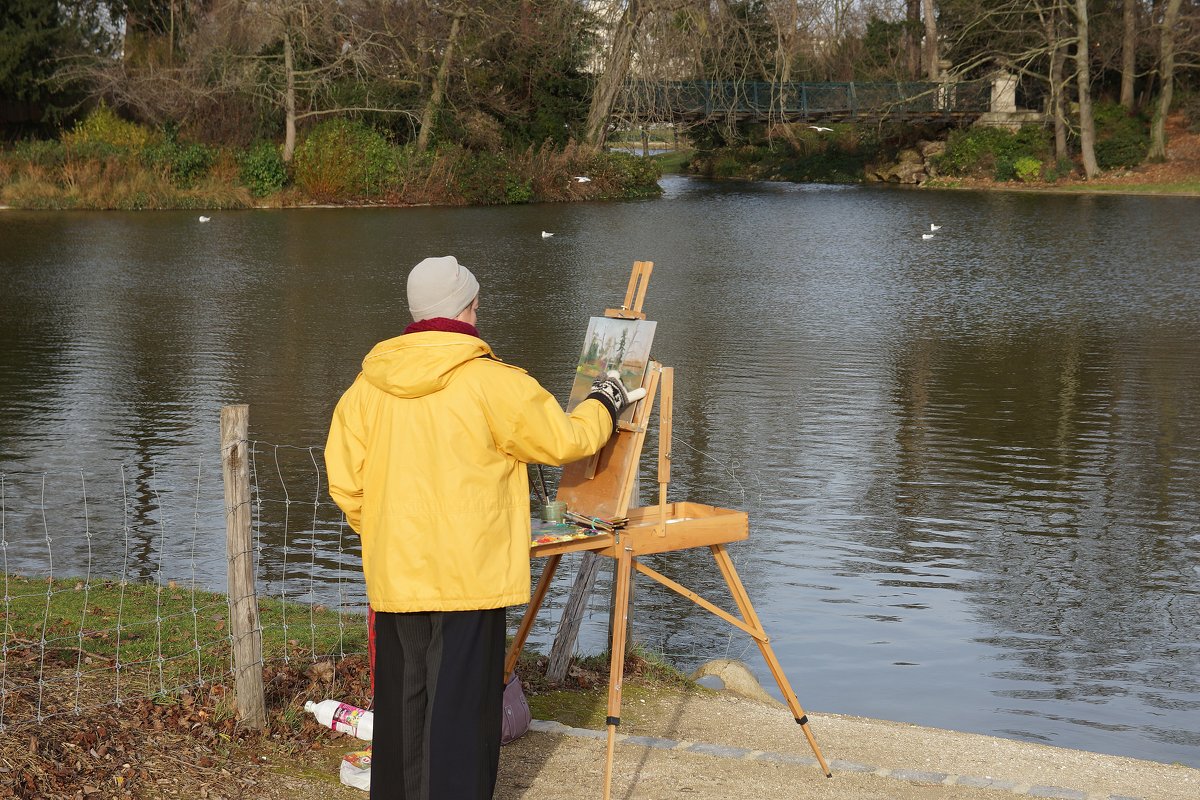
left=370, top=608, right=506, bottom=800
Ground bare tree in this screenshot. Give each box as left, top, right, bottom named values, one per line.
left=585, top=0, right=649, bottom=147
left=248, top=0, right=422, bottom=161
left=58, top=0, right=423, bottom=155
left=1039, top=0, right=1072, bottom=161
left=1119, top=0, right=1137, bottom=108
left=922, top=0, right=940, bottom=79
left=416, top=7, right=465, bottom=153
left=1148, top=0, right=1183, bottom=159
left=1074, top=0, right=1099, bottom=177
left=908, top=0, right=924, bottom=77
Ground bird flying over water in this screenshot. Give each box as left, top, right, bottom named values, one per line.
left=808, top=125, right=833, bottom=132
left=541, top=231, right=554, bottom=238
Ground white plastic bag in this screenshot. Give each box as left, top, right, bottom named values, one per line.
left=340, top=748, right=371, bottom=791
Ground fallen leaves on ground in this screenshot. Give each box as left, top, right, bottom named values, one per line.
left=0, top=657, right=373, bottom=799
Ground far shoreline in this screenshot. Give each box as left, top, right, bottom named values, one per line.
left=3, top=174, right=1199, bottom=213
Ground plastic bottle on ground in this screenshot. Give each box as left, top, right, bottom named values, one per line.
left=304, top=699, right=374, bottom=741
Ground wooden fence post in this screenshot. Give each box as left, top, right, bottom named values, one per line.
left=221, top=404, right=267, bottom=729
left=546, top=553, right=602, bottom=683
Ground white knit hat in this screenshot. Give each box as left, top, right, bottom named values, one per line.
left=406, top=256, right=480, bottom=321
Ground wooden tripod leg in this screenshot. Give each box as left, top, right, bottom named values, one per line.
left=603, top=546, right=634, bottom=800
left=711, top=544, right=833, bottom=778
left=504, top=554, right=562, bottom=682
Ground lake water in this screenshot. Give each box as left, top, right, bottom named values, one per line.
left=1, top=177, right=1198, bottom=766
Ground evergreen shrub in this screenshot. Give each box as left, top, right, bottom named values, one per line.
left=7, top=139, right=70, bottom=167
left=1050, top=157, right=1076, bottom=180
left=447, top=150, right=509, bottom=204
left=237, top=141, right=288, bottom=197
left=993, top=155, right=1017, bottom=181
left=504, top=174, right=534, bottom=204
left=1092, top=102, right=1149, bottom=169
left=1014, top=156, right=1042, bottom=182
left=62, top=105, right=156, bottom=151
left=712, top=153, right=742, bottom=178
left=293, top=119, right=397, bottom=201
left=933, top=125, right=1050, bottom=178
left=804, top=151, right=875, bottom=183
left=143, top=139, right=215, bottom=189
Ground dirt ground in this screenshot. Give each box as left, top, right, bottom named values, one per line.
left=1089, top=113, right=1200, bottom=187
left=6, top=654, right=1194, bottom=800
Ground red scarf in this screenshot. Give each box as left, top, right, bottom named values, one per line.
left=403, top=317, right=480, bottom=338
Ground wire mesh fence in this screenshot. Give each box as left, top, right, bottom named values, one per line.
left=0, top=434, right=368, bottom=733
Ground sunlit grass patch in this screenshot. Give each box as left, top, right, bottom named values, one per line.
left=1, top=573, right=367, bottom=695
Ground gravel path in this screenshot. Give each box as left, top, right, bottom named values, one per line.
left=492, top=691, right=1198, bottom=800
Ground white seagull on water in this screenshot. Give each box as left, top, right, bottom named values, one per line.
left=198, top=215, right=211, bottom=222
left=930, top=223, right=942, bottom=231
left=541, top=231, right=554, bottom=238
left=922, top=233, right=935, bottom=240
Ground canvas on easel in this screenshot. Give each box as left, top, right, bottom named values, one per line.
left=556, top=261, right=657, bottom=521
left=565, top=316, right=657, bottom=424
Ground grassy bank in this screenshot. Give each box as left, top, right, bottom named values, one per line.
left=0, top=111, right=662, bottom=210
left=1, top=572, right=693, bottom=704
left=0, top=571, right=699, bottom=798
left=1, top=573, right=367, bottom=698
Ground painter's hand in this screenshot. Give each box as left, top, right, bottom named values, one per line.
left=587, top=370, right=647, bottom=430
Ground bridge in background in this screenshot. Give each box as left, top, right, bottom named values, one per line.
left=613, top=79, right=994, bottom=126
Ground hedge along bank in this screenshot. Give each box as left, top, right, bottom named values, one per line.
left=0, top=110, right=663, bottom=210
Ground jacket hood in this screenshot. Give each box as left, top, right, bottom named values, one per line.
left=361, top=332, right=496, bottom=398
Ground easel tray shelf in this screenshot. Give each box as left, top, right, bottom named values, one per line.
left=529, top=503, right=747, bottom=558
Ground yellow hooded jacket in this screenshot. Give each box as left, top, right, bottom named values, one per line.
left=325, top=331, right=612, bottom=612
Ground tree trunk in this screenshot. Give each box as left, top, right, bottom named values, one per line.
left=1042, top=6, right=1070, bottom=162
left=922, top=0, right=939, bottom=80
left=1148, top=0, right=1182, bottom=160
left=1075, top=0, right=1099, bottom=178
left=906, top=0, right=922, bottom=78
left=283, top=27, right=297, bottom=163
left=1051, top=39, right=1069, bottom=161
left=417, top=11, right=464, bottom=154
left=1120, top=0, right=1137, bottom=109
left=584, top=0, right=644, bottom=149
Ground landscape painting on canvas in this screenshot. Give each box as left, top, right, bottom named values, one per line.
left=566, top=316, right=657, bottom=422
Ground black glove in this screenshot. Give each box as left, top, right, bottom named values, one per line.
left=586, top=370, right=648, bottom=431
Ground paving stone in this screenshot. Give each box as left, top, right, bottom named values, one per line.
left=1028, top=787, right=1087, bottom=800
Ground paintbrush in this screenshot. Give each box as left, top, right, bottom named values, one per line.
left=534, top=465, right=551, bottom=504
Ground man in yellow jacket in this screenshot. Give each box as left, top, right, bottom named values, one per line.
left=325, top=255, right=643, bottom=800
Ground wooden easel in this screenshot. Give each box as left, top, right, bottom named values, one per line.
left=504, top=263, right=832, bottom=798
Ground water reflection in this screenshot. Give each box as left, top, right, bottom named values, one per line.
left=1, top=185, right=1198, bottom=765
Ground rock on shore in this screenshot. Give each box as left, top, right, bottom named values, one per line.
left=867, top=140, right=947, bottom=185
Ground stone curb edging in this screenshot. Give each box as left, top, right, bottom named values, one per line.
left=527, top=719, right=1144, bottom=800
